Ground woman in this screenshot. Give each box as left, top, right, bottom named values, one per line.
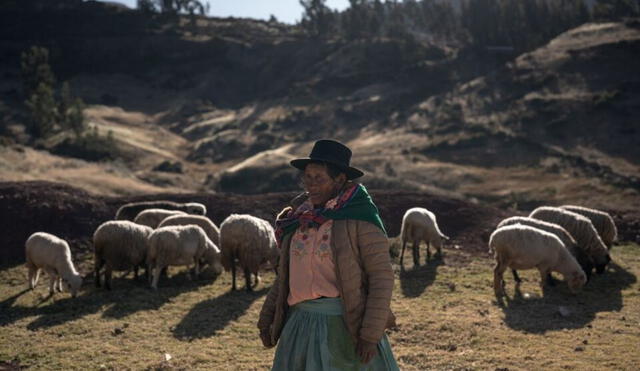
left=258, top=139, right=399, bottom=370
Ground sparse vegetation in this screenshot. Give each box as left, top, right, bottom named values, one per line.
left=0, top=243, right=638, bottom=369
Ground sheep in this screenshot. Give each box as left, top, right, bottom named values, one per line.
left=115, top=200, right=206, bottom=221
left=529, top=206, right=611, bottom=275
left=147, top=225, right=223, bottom=289
left=399, top=207, right=450, bottom=267
left=489, top=224, right=587, bottom=297
left=560, top=205, right=618, bottom=249
left=496, top=216, right=592, bottom=283
left=219, top=214, right=278, bottom=291
left=25, top=232, right=82, bottom=297
left=158, top=214, right=220, bottom=245
left=93, top=220, right=153, bottom=290
left=133, top=209, right=187, bottom=229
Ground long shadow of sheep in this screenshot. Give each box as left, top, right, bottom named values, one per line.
left=172, top=287, right=268, bottom=341
left=400, top=257, right=444, bottom=298
left=0, top=273, right=212, bottom=330
left=499, top=262, right=636, bottom=333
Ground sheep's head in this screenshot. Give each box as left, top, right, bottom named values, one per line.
left=65, top=274, right=83, bottom=298
left=567, top=270, right=587, bottom=293
left=595, top=253, right=611, bottom=274
left=201, top=240, right=223, bottom=275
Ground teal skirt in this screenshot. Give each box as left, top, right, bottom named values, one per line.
left=272, top=298, right=399, bottom=371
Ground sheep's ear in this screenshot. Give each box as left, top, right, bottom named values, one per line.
left=442, top=235, right=450, bottom=240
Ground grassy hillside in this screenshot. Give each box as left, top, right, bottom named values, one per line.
left=1, top=243, right=638, bottom=370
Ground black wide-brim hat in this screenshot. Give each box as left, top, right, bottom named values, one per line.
left=290, top=139, right=364, bottom=179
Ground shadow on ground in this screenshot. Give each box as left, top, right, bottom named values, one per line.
left=498, top=262, right=636, bottom=333
left=399, top=256, right=444, bottom=298
left=0, top=271, right=217, bottom=330
left=172, top=287, right=269, bottom=341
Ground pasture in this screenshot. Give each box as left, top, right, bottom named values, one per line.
left=1, top=242, right=638, bottom=370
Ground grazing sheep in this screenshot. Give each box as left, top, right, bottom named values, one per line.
left=158, top=214, right=220, bottom=245
left=93, top=221, right=153, bottom=290
left=147, top=225, right=223, bottom=289
left=399, top=207, right=449, bottom=267
left=219, top=214, right=278, bottom=291
left=133, top=209, right=187, bottom=229
left=560, top=205, right=618, bottom=249
left=496, top=216, right=592, bottom=283
left=25, top=232, right=82, bottom=297
left=115, top=200, right=206, bottom=221
left=489, top=225, right=587, bottom=297
left=529, top=206, right=611, bottom=274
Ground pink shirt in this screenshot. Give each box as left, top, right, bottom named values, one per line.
left=287, top=202, right=340, bottom=306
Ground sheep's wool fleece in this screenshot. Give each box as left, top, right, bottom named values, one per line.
left=26, top=232, right=76, bottom=273
left=560, top=205, right=617, bottom=247
left=148, top=226, right=207, bottom=266
left=93, top=221, right=152, bottom=270
left=490, top=225, right=569, bottom=269
left=220, top=214, right=276, bottom=273
left=497, top=216, right=577, bottom=248
left=529, top=207, right=608, bottom=264
left=158, top=215, right=220, bottom=245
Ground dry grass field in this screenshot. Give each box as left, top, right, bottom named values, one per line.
left=1, top=240, right=638, bottom=370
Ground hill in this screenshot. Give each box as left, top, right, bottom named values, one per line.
left=0, top=5, right=638, bottom=212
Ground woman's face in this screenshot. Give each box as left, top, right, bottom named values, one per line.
left=302, top=163, right=345, bottom=207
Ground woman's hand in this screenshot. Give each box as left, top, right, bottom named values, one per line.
left=259, top=328, right=274, bottom=348
left=356, top=339, right=378, bottom=364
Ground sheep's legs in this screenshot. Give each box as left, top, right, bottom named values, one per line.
left=231, top=261, right=237, bottom=291
left=426, top=242, right=431, bottom=262
left=412, top=240, right=420, bottom=267
left=105, top=266, right=113, bottom=290
left=538, top=268, right=551, bottom=289
left=244, top=266, right=252, bottom=292
left=493, top=260, right=507, bottom=297
left=56, top=276, right=63, bottom=292
left=28, top=266, right=40, bottom=289
left=44, top=268, right=57, bottom=295
left=95, top=258, right=104, bottom=288
left=511, top=269, right=522, bottom=283
left=400, top=240, right=407, bottom=267
left=151, top=265, right=162, bottom=290
left=252, top=273, right=261, bottom=288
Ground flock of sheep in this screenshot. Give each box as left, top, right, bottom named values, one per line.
left=399, top=204, right=617, bottom=298
left=24, top=200, right=279, bottom=297
left=24, top=198, right=617, bottom=302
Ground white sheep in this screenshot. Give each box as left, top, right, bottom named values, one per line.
left=93, top=220, right=154, bottom=290
left=496, top=216, right=592, bottom=283
left=25, top=232, right=82, bottom=297
left=489, top=224, right=587, bottom=297
left=219, top=214, right=278, bottom=291
left=399, top=207, right=449, bottom=267
left=560, top=205, right=618, bottom=249
left=158, top=214, right=220, bottom=245
left=529, top=206, right=611, bottom=274
left=115, top=200, right=206, bottom=221
left=133, top=209, right=187, bottom=229
left=147, top=225, right=223, bottom=290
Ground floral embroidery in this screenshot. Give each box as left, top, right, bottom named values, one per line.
left=291, top=240, right=308, bottom=259
left=314, top=243, right=332, bottom=260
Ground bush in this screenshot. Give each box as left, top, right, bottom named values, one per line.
left=51, top=128, right=119, bottom=161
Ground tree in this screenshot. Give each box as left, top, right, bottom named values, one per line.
left=25, top=83, right=57, bottom=138
left=300, top=0, right=334, bottom=37
left=593, top=0, right=640, bottom=20
left=20, top=46, right=55, bottom=100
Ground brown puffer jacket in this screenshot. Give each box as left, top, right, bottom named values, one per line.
left=257, top=218, right=396, bottom=346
